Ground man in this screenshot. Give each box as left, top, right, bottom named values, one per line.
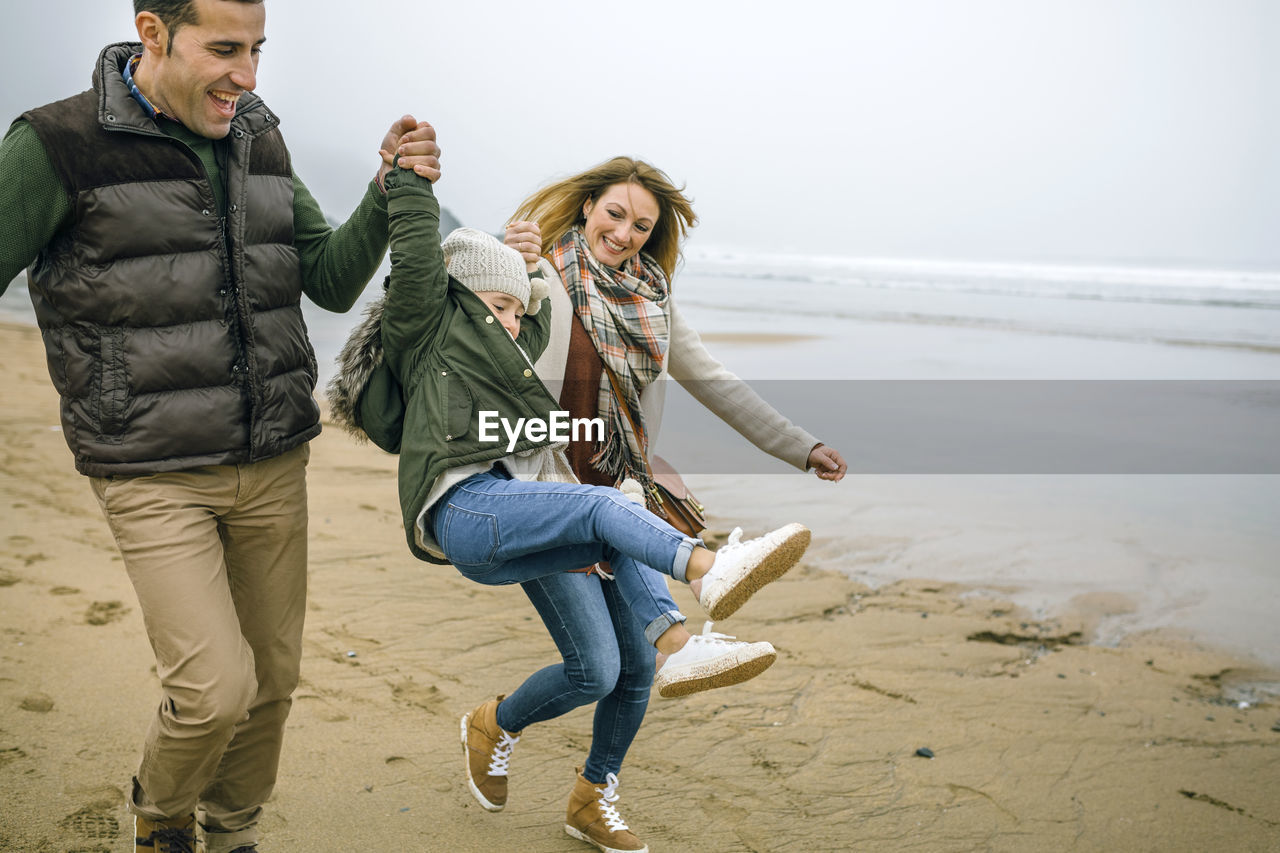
left=0, top=2, right=439, bottom=850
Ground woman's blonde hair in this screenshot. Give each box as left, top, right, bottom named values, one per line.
left=510, top=157, right=697, bottom=280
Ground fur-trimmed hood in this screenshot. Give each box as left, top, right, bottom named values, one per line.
left=325, top=285, right=391, bottom=444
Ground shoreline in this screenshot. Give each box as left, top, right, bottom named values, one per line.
left=680, top=470, right=1280, bottom=676
left=2, top=320, right=1279, bottom=850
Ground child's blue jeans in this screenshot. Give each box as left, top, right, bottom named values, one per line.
left=433, top=465, right=692, bottom=643
left=432, top=465, right=696, bottom=779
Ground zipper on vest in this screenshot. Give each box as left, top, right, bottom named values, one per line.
left=217, top=212, right=264, bottom=448
left=217, top=214, right=233, bottom=278
left=216, top=214, right=248, bottom=380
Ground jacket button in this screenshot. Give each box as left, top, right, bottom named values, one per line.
left=485, top=316, right=494, bottom=324
left=445, top=434, right=452, bottom=441
left=234, top=129, right=244, bottom=138
left=441, top=371, right=447, bottom=376
left=202, top=209, right=211, bottom=216
left=219, top=288, right=228, bottom=296
left=523, top=369, right=532, bottom=378
left=229, top=203, right=238, bottom=213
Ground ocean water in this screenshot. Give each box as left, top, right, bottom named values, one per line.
left=671, top=249, right=1280, bottom=379
left=4, top=254, right=1279, bottom=668
left=644, top=251, right=1280, bottom=671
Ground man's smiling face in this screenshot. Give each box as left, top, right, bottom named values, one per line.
left=137, top=0, right=266, bottom=139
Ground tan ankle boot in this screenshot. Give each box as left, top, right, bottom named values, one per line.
left=460, top=694, right=521, bottom=811
left=134, top=813, right=197, bottom=853
left=564, top=767, right=647, bottom=853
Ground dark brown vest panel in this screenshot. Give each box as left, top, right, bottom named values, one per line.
left=22, top=42, right=317, bottom=476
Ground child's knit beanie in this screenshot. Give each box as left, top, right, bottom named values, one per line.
left=442, top=227, right=548, bottom=315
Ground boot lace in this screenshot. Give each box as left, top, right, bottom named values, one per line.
left=594, top=772, right=631, bottom=833
left=722, top=527, right=744, bottom=549
left=487, top=730, right=520, bottom=776
left=689, top=620, right=739, bottom=649
left=150, top=826, right=196, bottom=853
left=705, top=527, right=751, bottom=575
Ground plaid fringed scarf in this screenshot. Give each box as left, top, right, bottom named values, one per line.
left=548, top=226, right=670, bottom=487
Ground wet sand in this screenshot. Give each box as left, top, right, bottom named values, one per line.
left=2, top=320, right=1278, bottom=852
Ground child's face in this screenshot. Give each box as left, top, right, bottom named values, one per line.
left=475, top=291, right=524, bottom=338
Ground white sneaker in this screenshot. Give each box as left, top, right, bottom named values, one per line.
left=698, top=523, right=811, bottom=620
left=654, top=621, right=777, bottom=698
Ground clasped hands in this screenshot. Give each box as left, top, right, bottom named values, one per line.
left=377, top=114, right=441, bottom=187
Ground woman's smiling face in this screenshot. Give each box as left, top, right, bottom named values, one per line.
left=582, top=182, right=660, bottom=267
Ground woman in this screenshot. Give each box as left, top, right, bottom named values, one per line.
left=458, top=157, right=846, bottom=853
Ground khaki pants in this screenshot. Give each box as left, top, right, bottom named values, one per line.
left=91, top=444, right=309, bottom=852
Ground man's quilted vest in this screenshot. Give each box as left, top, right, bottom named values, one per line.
left=22, top=43, right=319, bottom=476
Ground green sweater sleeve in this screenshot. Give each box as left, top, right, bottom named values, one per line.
left=0, top=120, right=72, bottom=293
left=292, top=172, right=390, bottom=313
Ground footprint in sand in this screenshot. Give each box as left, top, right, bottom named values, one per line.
left=389, top=678, right=445, bottom=714
left=0, top=569, right=17, bottom=587
left=59, top=803, right=120, bottom=850
left=85, top=600, right=129, bottom=626
left=294, top=693, right=351, bottom=723
left=0, top=746, right=28, bottom=767
left=20, top=693, right=55, bottom=712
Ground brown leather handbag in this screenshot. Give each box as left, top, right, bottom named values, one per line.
left=647, top=454, right=708, bottom=538
left=601, top=363, right=708, bottom=538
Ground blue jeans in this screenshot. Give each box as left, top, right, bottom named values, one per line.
left=432, top=467, right=695, bottom=780
left=433, top=467, right=693, bottom=642
left=512, top=570, right=657, bottom=781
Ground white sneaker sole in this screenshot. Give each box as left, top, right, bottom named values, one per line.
left=654, top=641, right=777, bottom=698
left=702, top=523, right=811, bottom=620
left=460, top=712, right=504, bottom=812
left=565, top=824, right=650, bottom=853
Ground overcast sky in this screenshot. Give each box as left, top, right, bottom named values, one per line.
left=4, top=0, right=1276, bottom=268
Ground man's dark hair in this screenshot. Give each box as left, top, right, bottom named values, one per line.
left=134, top=1, right=264, bottom=54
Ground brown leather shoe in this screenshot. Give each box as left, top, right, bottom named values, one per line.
left=460, top=695, right=521, bottom=811
left=134, top=813, right=197, bottom=853
left=565, top=767, right=647, bottom=853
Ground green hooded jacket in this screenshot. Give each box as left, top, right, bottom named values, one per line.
left=377, top=166, right=559, bottom=562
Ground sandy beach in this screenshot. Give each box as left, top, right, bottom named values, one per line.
left=2, top=318, right=1278, bottom=852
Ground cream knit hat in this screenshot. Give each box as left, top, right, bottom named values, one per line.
left=441, top=227, right=548, bottom=315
